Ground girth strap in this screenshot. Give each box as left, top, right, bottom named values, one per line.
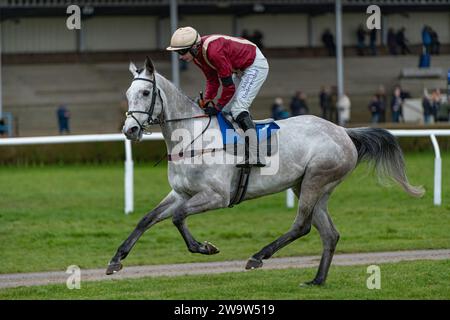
left=228, top=167, right=251, bottom=208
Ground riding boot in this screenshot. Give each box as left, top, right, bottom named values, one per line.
left=235, top=111, right=265, bottom=168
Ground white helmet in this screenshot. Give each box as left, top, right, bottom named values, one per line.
left=166, top=26, right=201, bottom=51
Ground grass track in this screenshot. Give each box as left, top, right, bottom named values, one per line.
left=0, top=260, right=449, bottom=299
left=0, top=152, right=449, bottom=275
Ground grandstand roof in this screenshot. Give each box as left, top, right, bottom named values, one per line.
left=1, top=0, right=450, bottom=19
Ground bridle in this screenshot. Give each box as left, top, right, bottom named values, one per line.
left=125, top=75, right=211, bottom=136
left=125, top=76, right=162, bottom=134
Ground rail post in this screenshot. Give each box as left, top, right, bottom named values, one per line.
left=124, top=139, right=134, bottom=214
left=430, top=134, right=442, bottom=206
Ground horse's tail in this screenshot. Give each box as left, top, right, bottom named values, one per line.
left=346, top=127, right=425, bottom=197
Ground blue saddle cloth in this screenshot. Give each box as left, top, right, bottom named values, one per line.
left=216, top=112, right=280, bottom=146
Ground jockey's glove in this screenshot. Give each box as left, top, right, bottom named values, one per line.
left=204, top=106, right=219, bottom=116
left=198, top=98, right=214, bottom=109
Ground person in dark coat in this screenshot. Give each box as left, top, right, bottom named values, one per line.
left=396, top=27, right=411, bottom=55
left=390, top=87, right=404, bottom=123
left=57, top=104, right=71, bottom=134
left=369, top=28, right=377, bottom=56
left=321, top=29, right=335, bottom=56
left=356, top=24, right=366, bottom=56
left=430, top=28, right=440, bottom=55
left=368, top=95, right=381, bottom=123
left=319, top=86, right=330, bottom=120
left=387, top=28, right=397, bottom=55
left=422, top=94, right=432, bottom=124
left=271, top=97, right=289, bottom=120
left=376, top=85, right=387, bottom=123
left=290, top=91, right=309, bottom=117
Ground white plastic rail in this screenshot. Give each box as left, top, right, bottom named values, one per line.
left=0, top=129, right=448, bottom=213
left=286, top=129, right=449, bottom=208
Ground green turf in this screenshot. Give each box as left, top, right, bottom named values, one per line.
left=0, top=152, right=449, bottom=274
left=0, top=260, right=449, bottom=299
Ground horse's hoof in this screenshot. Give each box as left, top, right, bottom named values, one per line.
left=203, top=241, right=220, bottom=255
left=245, top=257, right=263, bottom=270
left=106, top=262, right=123, bottom=275
left=300, top=279, right=324, bottom=287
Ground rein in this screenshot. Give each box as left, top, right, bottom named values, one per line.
left=126, top=76, right=210, bottom=132
left=127, top=76, right=216, bottom=164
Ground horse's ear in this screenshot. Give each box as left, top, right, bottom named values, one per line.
left=144, top=56, right=155, bottom=75
left=129, top=61, right=138, bottom=77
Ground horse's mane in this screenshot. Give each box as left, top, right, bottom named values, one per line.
left=154, top=71, right=199, bottom=110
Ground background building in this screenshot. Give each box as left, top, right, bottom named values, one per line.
left=1, top=0, right=449, bottom=136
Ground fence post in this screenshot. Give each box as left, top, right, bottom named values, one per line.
left=124, top=139, right=134, bottom=214
left=430, top=134, right=441, bottom=206
left=286, top=188, right=295, bottom=208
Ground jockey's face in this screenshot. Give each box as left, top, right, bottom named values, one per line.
left=179, top=51, right=194, bottom=62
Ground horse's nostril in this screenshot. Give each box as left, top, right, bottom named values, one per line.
left=127, top=126, right=139, bottom=135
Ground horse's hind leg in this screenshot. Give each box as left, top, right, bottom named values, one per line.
left=303, top=192, right=340, bottom=286
left=106, top=191, right=183, bottom=275
left=246, top=172, right=329, bottom=270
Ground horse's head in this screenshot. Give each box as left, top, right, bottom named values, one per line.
left=123, top=57, right=164, bottom=141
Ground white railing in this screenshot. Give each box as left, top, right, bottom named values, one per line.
left=0, top=129, right=448, bottom=214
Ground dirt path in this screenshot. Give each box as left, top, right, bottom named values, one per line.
left=1, top=249, right=449, bottom=289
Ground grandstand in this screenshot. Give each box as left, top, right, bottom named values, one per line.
left=1, top=0, right=450, bottom=136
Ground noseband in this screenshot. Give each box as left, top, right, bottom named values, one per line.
left=126, top=76, right=162, bottom=134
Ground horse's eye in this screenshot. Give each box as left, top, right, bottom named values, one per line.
left=143, top=90, right=150, bottom=97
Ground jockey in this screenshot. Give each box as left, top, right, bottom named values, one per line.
left=166, top=26, right=269, bottom=168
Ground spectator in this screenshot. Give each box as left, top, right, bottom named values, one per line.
left=431, top=89, right=442, bottom=121
left=0, top=118, right=6, bottom=137
left=422, top=25, right=432, bottom=55
left=337, top=93, right=351, bottom=126
left=430, top=28, right=440, bottom=55
left=329, top=85, right=339, bottom=124
left=387, top=28, right=398, bottom=55
left=252, top=30, right=264, bottom=49
left=391, top=87, right=404, bottom=123
left=356, top=24, right=366, bottom=56
left=436, top=98, right=450, bottom=122
left=376, top=85, right=387, bottom=123
left=369, top=28, right=377, bottom=56
left=319, top=86, right=330, bottom=120
left=396, top=27, right=411, bottom=55
left=321, top=29, right=335, bottom=57
left=290, top=91, right=309, bottom=116
left=57, top=104, right=71, bottom=134
left=241, top=29, right=251, bottom=41
left=271, top=97, right=289, bottom=120
left=368, top=95, right=381, bottom=123
left=422, top=94, right=433, bottom=124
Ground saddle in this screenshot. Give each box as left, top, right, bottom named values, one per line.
left=216, top=112, right=280, bottom=207
left=216, top=112, right=280, bottom=147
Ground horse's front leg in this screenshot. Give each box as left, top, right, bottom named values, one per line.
left=172, top=191, right=226, bottom=255
left=106, top=190, right=184, bottom=275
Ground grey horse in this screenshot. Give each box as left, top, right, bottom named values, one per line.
left=106, top=58, right=424, bottom=285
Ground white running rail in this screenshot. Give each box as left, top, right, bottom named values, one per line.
left=1, top=129, right=449, bottom=213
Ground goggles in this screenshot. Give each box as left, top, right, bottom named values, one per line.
left=176, top=48, right=190, bottom=55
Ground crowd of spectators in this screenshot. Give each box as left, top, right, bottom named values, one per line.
left=269, top=84, right=448, bottom=127
left=270, top=86, right=351, bottom=127
left=321, top=25, right=441, bottom=57
left=423, top=88, right=450, bottom=123
left=271, top=91, right=310, bottom=121
left=368, top=85, right=411, bottom=124
left=421, top=25, right=440, bottom=55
